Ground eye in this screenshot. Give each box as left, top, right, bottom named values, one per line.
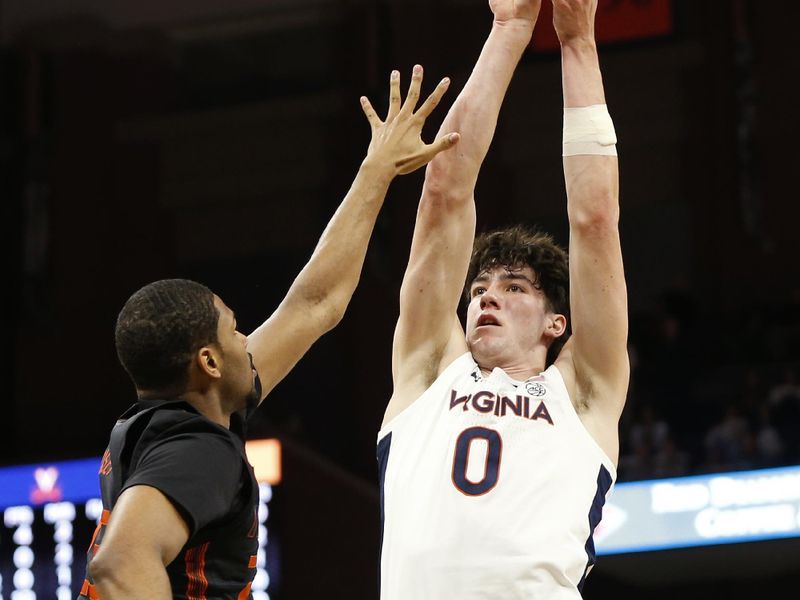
left=509, top=284, right=523, bottom=292
left=472, top=287, right=486, bottom=297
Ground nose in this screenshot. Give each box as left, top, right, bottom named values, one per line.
left=479, top=288, right=500, bottom=309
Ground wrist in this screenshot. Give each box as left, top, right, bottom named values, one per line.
left=359, top=156, right=396, bottom=185
left=491, top=18, right=536, bottom=41
left=560, top=35, right=597, bottom=54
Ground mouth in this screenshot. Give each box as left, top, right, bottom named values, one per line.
left=476, top=314, right=500, bottom=328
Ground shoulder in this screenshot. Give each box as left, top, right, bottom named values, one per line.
left=121, top=407, right=247, bottom=535
left=123, top=403, right=242, bottom=476
left=383, top=351, right=476, bottom=430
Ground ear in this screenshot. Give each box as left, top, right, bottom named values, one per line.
left=546, top=314, right=567, bottom=339
left=195, top=346, right=223, bottom=380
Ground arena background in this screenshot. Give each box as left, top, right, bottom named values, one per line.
left=2, top=0, right=799, bottom=598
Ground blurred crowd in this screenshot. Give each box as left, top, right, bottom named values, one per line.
left=617, top=287, right=800, bottom=481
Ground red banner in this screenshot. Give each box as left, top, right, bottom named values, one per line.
left=533, top=0, right=673, bottom=51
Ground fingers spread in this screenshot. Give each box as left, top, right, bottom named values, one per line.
left=363, top=64, right=456, bottom=176
left=360, top=96, right=381, bottom=129
left=415, top=77, right=451, bottom=120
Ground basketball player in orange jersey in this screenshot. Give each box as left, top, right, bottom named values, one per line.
left=79, top=66, right=459, bottom=600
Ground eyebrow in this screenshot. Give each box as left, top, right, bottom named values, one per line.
left=472, top=271, right=537, bottom=286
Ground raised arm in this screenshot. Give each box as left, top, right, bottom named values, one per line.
left=388, top=0, right=542, bottom=421
left=552, top=0, right=629, bottom=451
left=247, top=67, right=458, bottom=401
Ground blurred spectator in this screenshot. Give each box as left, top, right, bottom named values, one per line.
left=618, top=405, right=674, bottom=480
left=628, top=405, right=669, bottom=455
left=618, top=441, right=654, bottom=481
left=651, top=435, right=690, bottom=478
left=753, top=405, right=785, bottom=467
left=702, top=406, right=754, bottom=472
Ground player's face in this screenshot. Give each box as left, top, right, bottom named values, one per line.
left=213, top=296, right=259, bottom=411
left=465, top=265, right=558, bottom=368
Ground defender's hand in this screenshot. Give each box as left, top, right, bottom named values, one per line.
left=552, top=0, right=597, bottom=44
left=360, top=65, right=459, bottom=176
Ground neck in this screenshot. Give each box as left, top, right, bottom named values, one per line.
left=472, top=346, right=549, bottom=382
left=181, top=390, right=232, bottom=428
left=478, top=361, right=546, bottom=382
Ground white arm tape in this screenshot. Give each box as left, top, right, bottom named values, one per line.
left=562, top=104, right=617, bottom=157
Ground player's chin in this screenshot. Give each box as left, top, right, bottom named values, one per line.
left=469, top=327, right=504, bottom=343
left=468, top=335, right=504, bottom=358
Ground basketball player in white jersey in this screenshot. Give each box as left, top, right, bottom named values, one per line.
left=377, top=1, right=628, bottom=598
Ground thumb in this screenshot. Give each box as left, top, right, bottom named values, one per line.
left=395, top=133, right=462, bottom=176
left=430, top=132, right=460, bottom=156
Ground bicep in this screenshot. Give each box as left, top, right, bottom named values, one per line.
left=566, top=155, right=629, bottom=404
left=568, top=226, right=628, bottom=362
left=392, top=186, right=474, bottom=383
left=100, top=485, right=189, bottom=569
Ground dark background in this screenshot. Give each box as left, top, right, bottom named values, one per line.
left=2, top=0, right=799, bottom=598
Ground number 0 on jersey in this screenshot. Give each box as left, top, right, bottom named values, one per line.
left=451, top=427, right=503, bottom=496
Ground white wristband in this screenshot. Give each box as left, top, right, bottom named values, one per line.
left=562, top=104, right=617, bottom=157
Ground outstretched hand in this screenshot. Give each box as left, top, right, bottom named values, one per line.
left=360, top=65, right=459, bottom=176
left=552, top=0, right=597, bottom=44
left=489, top=0, right=542, bottom=28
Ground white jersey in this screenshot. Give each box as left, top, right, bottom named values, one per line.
left=377, top=353, right=616, bottom=600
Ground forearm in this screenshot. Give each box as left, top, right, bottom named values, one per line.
left=561, top=38, right=605, bottom=107
left=561, top=37, right=617, bottom=221
left=286, top=159, right=393, bottom=324
left=426, top=22, right=533, bottom=195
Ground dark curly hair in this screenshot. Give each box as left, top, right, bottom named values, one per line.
left=115, top=279, right=219, bottom=391
left=465, top=226, right=570, bottom=363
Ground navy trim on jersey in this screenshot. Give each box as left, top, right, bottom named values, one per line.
left=577, top=464, right=612, bottom=592
left=376, top=432, right=393, bottom=591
